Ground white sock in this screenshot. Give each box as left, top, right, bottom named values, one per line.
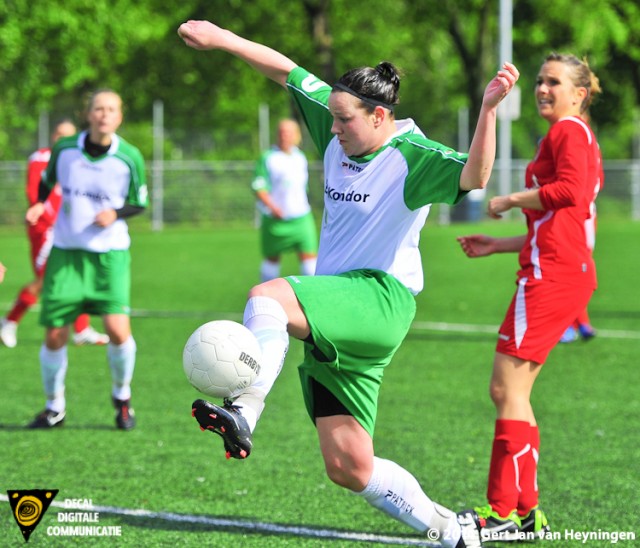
left=40, top=344, right=68, bottom=412
left=108, top=336, right=136, bottom=401
left=260, top=260, right=280, bottom=282
left=300, top=257, right=317, bottom=276
left=356, top=457, right=461, bottom=547
left=234, top=296, right=289, bottom=431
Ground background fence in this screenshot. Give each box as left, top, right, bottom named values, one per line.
left=1, top=159, right=639, bottom=228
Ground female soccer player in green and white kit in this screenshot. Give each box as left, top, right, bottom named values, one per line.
left=179, top=20, right=518, bottom=548
left=25, top=90, right=147, bottom=431
left=252, top=119, right=318, bottom=282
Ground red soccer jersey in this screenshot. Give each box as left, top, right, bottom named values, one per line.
left=26, top=147, right=62, bottom=229
left=518, top=116, right=603, bottom=288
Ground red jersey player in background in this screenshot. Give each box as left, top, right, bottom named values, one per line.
left=0, top=119, right=109, bottom=348
left=457, top=52, right=603, bottom=541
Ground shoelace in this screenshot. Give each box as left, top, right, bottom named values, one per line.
left=222, top=398, right=241, bottom=411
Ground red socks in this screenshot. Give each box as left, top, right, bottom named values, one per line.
left=487, top=420, right=540, bottom=517
left=74, top=313, right=90, bottom=333
left=517, top=425, right=540, bottom=515
left=7, top=289, right=38, bottom=322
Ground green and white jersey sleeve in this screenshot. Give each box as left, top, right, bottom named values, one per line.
left=45, top=131, right=147, bottom=252
left=252, top=146, right=311, bottom=219
left=287, top=67, right=469, bottom=295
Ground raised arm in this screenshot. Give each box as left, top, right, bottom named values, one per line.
left=178, top=20, right=298, bottom=88
left=459, top=62, right=520, bottom=191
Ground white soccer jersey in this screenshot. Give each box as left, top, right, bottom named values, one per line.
left=252, top=146, right=311, bottom=219
left=287, top=67, right=469, bottom=295
left=43, top=131, right=147, bottom=252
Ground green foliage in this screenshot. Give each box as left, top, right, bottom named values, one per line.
left=0, top=0, right=639, bottom=161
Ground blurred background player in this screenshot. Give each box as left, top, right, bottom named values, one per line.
left=559, top=307, right=596, bottom=342
left=457, top=53, right=603, bottom=541
left=252, top=118, right=318, bottom=281
left=0, top=119, right=109, bottom=349
left=24, top=90, right=147, bottom=430
left=0, top=262, right=6, bottom=283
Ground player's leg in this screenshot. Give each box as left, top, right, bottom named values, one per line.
left=1, top=226, right=50, bottom=347
left=296, top=213, right=318, bottom=276
left=29, top=247, right=77, bottom=428
left=299, top=274, right=481, bottom=546
left=1, top=278, right=42, bottom=348
left=72, top=313, right=110, bottom=346
left=466, top=352, right=542, bottom=541
left=102, top=314, right=136, bottom=430
left=316, top=398, right=477, bottom=547
left=260, top=256, right=281, bottom=282
left=235, top=278, right=308, bottom=427
left=487, top=353, right=542, bottom=511
left=95, top=250, right=137, bottom=430
left=475, top=279, right=591, bottom=540
left=192, top=277, right=303, bottom=457
left=28, top=325, right=71, bottom=428
left=576, top=307, right=596, bottom=339
left=259, top=217, right=283, bottom=282
left=298, top=251, right=317, bottom=276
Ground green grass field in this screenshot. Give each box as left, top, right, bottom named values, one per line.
left=0, top=219, right=638, bottom=547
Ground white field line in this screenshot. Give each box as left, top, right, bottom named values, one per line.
left=131, top=309, right=640, bottom=340
left=0, top=494, right=438, bottom=546
left=2, top=303, right=638, bottom=340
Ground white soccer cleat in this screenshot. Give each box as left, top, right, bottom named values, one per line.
left=73, top=326, right=110, bottom=346
left=0, top=318, right=18, bottom=348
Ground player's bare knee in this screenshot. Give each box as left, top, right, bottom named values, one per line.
left=247, top=278, right=287, bottom=300
left=324, top=462, right=356, bottom=490
left=46, top=327, right=69, bottom=349
left=323, top=456, right=369, bottom=491
left=489, top=382, right=506, bottom=406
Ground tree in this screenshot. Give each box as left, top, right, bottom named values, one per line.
left=0, top=0, right=638, bottom=161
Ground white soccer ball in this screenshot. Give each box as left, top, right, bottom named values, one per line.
left=183, top=320, right=262, bottom=399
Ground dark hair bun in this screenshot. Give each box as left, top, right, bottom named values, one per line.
left=375, top=61, right=401, bottom=92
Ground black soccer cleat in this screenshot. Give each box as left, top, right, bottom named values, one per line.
left=468, top=504, right=521, bottom=543
left=113, top=397, right=136, bottom=430
left=518, top=506, right=550, bottom=539
left=191, top=398, right=253, bottom=460
left=28, top=409, right=66, bottom=429
left=456, top=509, right=484, bottom=547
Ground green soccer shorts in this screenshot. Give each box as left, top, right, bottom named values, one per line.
left=260, top=212, right=318, bottom=257
left=285, top=268, right=416, bottom=437
left=40, top=247, right=131, bottom=327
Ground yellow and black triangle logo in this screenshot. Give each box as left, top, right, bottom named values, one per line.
left=7, top=489, right=58, bottom=542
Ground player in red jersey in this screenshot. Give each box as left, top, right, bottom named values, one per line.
left=0, top=120, right=109, bottom=349
left=457, top=53, right=603, bottom=542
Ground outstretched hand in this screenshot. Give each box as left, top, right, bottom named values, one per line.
left=456, top=234, right=496, bottom=258
left=483, top=62, right=519, bottom=110
left=178, top=20, right=227, bottom=51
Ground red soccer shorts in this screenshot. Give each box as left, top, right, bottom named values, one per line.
left=496, top=276, right=594, bottom=364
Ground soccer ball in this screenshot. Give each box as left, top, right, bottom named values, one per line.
left=183, top=320, right=262, bottom=399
